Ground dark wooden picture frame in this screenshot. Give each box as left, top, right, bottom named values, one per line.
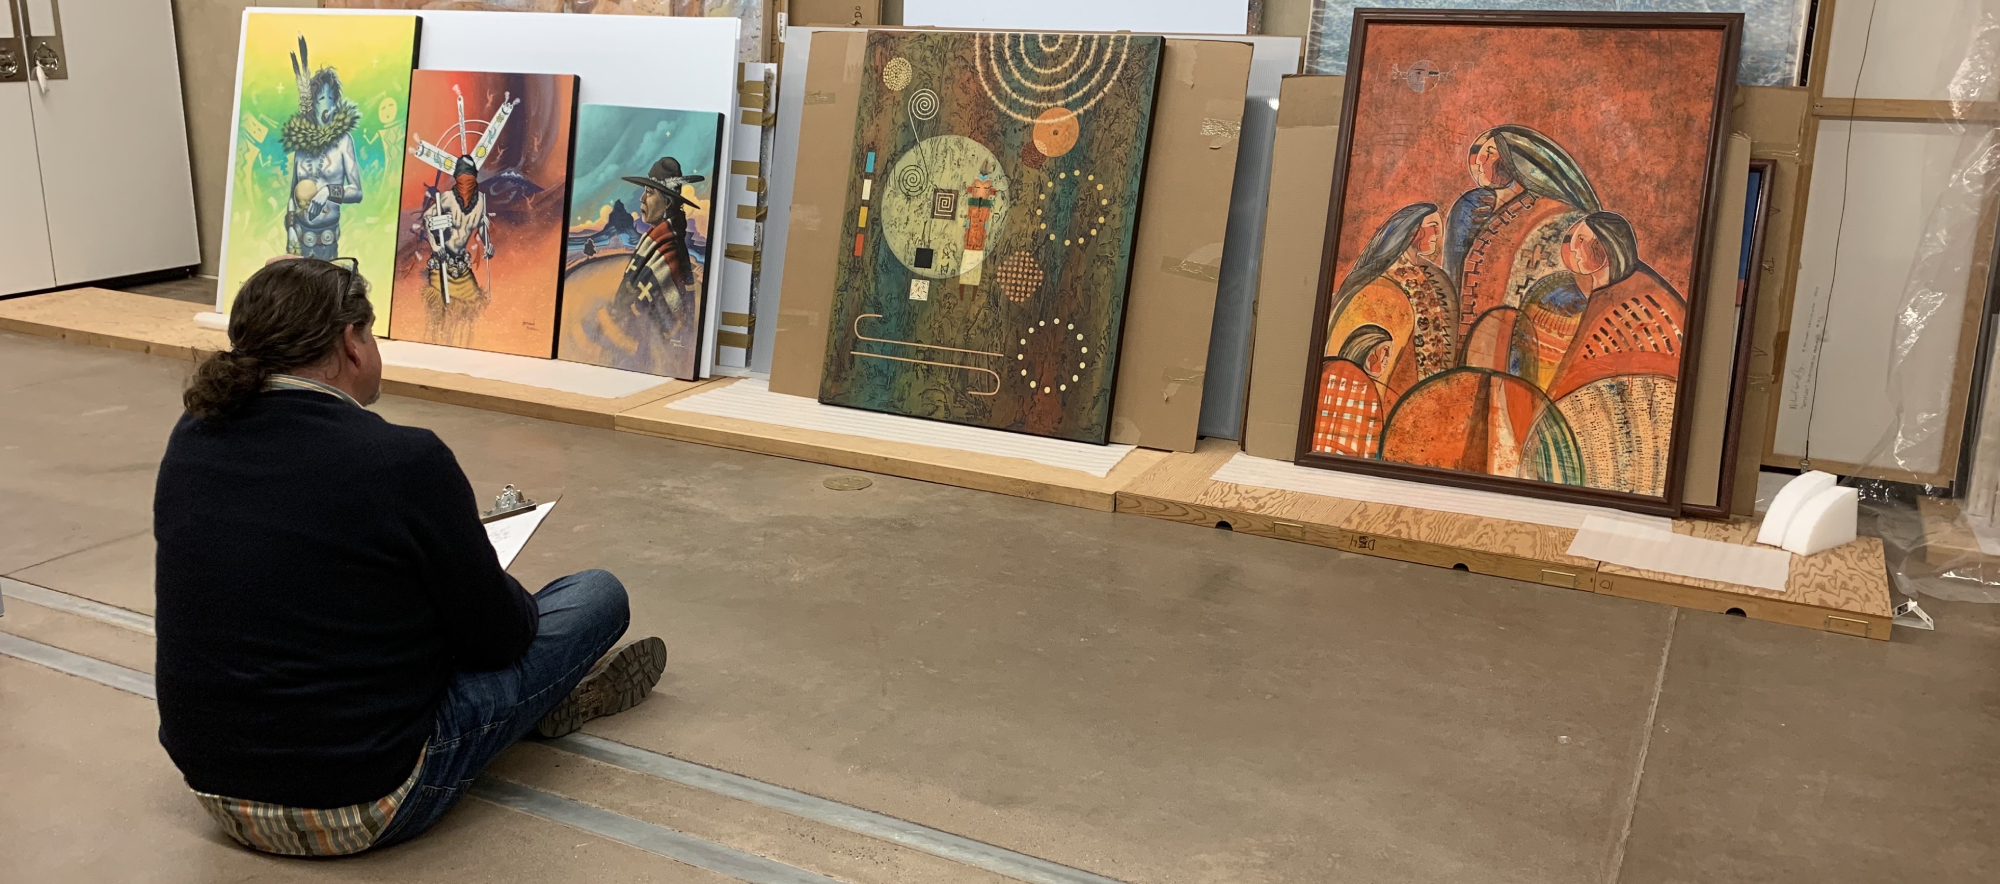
left=1293, top=10, right=1743, bottom=516
left=1684, top=157, right=1776, bottom=520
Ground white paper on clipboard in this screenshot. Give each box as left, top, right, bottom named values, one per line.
left=485, top=500, right=557, bottom=570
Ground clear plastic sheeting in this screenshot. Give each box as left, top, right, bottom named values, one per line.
left=1860, top=3, right=2000, bottom=490
left=1776, top=0, right=2000, bottom=485
left=1778, top=1, right=2000, bottom=603
left=1857, top=484, right=2000, bottom=605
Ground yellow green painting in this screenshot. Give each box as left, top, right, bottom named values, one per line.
left=218, top=12, right=422, bottom=333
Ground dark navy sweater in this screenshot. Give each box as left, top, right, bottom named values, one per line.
left=153, top=390, right=536, bottom=807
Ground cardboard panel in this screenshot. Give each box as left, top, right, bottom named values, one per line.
left=1110, top=39, right=1255, bottom=451
left=1683, top=134, right=1753, bottom=511
left=769, top=29, right=867, bottom=397
left=1194, top=35, right=1306, bottom=439
left=1737, top=86, right=1809, bottom=484
left=1242, top=75, right=1344, bottom=460
left=788, top=0, right=881, bottom=26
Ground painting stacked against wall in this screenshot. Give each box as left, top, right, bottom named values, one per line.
left=388, top=70, right=578, bottom=358
left=1305, top=1, right=1807, bottom=87
left=557, top=106, right=724, bottom=379
left=1296, top=12, right=1739, bottom=512
left=219, top=12, right=423, bottom=334
left=321, top=0, right=766, bottom=64
left=819, top=31, right=1164, bottom=443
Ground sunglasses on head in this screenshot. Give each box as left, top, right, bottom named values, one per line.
left=314, top=257, right=360, bottom=295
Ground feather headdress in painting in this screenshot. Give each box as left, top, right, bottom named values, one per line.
left=280, top=33, right=359, bottom=156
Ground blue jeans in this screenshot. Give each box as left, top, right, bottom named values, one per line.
left=371, top=569, right=630, bottom=849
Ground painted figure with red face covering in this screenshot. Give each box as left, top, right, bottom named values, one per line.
left=413, top=154, right=494, bottom=347
left=1442, top=126, right=1601, bottom=347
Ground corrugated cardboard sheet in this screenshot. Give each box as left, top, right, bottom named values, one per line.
left=787, top=0, right=881, bottom=27
left=1241, top=75, right=1343, bottom=461
left=1110, top=39, right=1255, bottom=451
left=768, top=29, right=867, bottom=397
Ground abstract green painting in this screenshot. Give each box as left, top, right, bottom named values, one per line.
left=819, top=31, right=1163, bottom=443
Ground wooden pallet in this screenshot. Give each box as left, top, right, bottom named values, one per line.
left=617, top=380, right=1169, bottom=512
left=5, top=287, right=1895, bottom=635
left=0, top=288, right=702, bottom=429
left=1118, top=440, right=1894, bottom=639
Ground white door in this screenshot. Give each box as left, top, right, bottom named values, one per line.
left=21, top=0, right=198, bottom=286
left=0, top=2, right=55, bottom=296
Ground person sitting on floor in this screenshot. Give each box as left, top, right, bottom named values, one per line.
left=152, top=257, right=667, bottom=856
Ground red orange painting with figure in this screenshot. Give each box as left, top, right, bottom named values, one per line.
left=1299, top=15, right=1735, bottom=508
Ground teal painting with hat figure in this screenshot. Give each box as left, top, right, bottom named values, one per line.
left=557, top=105, right=725, bottom=379
left=819, top=30, right=1164, bottom=443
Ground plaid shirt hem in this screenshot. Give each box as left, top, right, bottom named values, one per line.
left=192, top=750, right=424, bottom=856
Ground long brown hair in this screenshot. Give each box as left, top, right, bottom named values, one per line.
left=185, top=259, right=374, bottom=418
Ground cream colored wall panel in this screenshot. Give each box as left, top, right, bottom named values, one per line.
left=28, top=0, right=200, bottom=284
left=0, top=66, right=56, bottom=295
left=1820, top=0, right=2000, bottom=102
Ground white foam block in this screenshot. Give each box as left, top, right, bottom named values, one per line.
left=1210, top=453, right=1674, bottom=532
left=377, top=340, right=670, bottom=399
left=1757, top=471, right=1838, bottom=546
left=665, top=379, right=1136, bottom=477
left=1567, top=515, right=1792, bottom=592
left=1781, top=486, right=1859, bottom=556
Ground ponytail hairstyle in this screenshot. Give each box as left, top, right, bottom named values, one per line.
left=184, top=259, right=374, bottom=419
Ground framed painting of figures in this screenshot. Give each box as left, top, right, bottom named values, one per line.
left=388, top=70, right=578, bottom=358
left=557, top=105, right=724, bottom=379
left=1304, top=1, right=1808, bottom=87
left=818, top=31, right=1164, bottom=443
left=1294, top=11, right=1740, bottom=514
left=217, top=12, right=423, bottom=335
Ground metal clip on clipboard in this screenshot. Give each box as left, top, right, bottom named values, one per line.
left=481, top=484, right=538, bottom=523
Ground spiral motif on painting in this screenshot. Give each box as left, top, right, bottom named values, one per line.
left=897, top=164, right=926, bottom=197
left=908, top=88, right=939, bottom=121
left=974, top=32, right=1133, bottom=124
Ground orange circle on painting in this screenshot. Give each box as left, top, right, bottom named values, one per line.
left=1032, top=108, right=1079, bottom=158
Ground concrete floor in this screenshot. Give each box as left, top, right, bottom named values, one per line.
left=1, top=326, right=1996, bottom=883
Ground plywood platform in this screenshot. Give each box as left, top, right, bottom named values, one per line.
left=1119, top=440, right=1894, bottom=640
left=617, top=381, right=1169, bottom=512
left=1, top=287, right=1165, bottom=513
left=0, top=288, right=704, bottom=429
left=6, top=286, right=1894, bottom=634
